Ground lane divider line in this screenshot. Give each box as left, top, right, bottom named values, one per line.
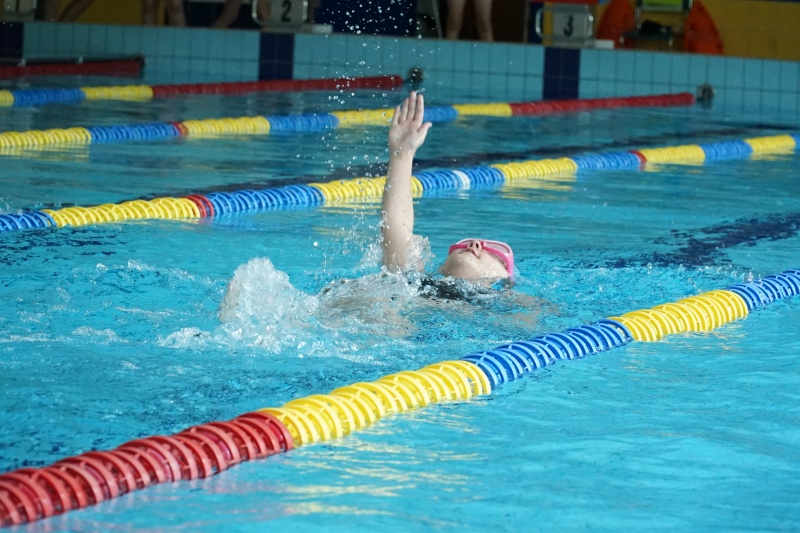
left=0, top=75, right=404, bottom=107
left=1, top=131, right=797, bottom=233
left=0, top=93, right=694, bottom=147
left=1, top=268, right=797, bottom=527
left=0, top=58, right=143, bottom=80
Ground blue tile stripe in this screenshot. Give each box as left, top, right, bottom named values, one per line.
left=259, top=33, right=294, bottom=81
left=0, top=22, right=23, bottom=59
left=543, top=47, right=581, bottom=100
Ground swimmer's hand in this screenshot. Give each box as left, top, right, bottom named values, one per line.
left=389, top=91, right=432, bottom=158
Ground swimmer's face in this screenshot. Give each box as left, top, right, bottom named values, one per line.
left=439, top=239, right=509, bottom=282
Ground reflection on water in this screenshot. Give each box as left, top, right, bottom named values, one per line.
left=0, top=144, right=90, bottom=161
left=285, top=502, right=394, bottom=517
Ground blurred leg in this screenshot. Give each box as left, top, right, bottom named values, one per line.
left=211, top=0, right=240, bottom=28
left=445, top=0, right=466, bottom=39
left=141, top=0, right=158, bottom=25
left=59, top=0, right=94, bottom=22
left=474, top=0, right=493, bottom=41
left=166, top=0, right=186, bottom=26
left=256, top=0, right=270, bottom=23
left=40, top=0, right=60, bottom=21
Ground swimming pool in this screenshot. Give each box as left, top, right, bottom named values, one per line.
left=1, top=83, right=799, bottom=531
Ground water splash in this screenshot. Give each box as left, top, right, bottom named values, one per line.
left=216, top=257, right=423, bottom=357
left=218, top=256, right=318, bottom=342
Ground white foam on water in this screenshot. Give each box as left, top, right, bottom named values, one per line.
left=218, top=257, right=318, bottom=324
left=215, top=256, right=423, bottom=357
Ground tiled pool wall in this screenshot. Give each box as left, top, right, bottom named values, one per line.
left=4, top=21, right=800, bottom=116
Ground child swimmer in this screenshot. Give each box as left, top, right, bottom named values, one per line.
left=382, top=90, right=515, bottom=284
left=220, top=92, right=530, bottom=328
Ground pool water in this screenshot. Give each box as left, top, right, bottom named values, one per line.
left=1, top=84, right=799, bottom=531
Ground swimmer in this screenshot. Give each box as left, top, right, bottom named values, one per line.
left=220, top=92, right=540, bottom=334
left=382, top=90, right=514, bottom=284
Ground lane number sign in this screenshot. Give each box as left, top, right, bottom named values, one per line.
left=552, top=12, right=593, bottom=40
left=270, top=0, right=306, bottom=25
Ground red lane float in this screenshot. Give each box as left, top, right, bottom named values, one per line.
left=509, top=92, right=695, bottom=116
left=186, top=195, right=214, bottom=217
left=150, top=75, right=404, bottom=98
left=0, top=412, right=292, bottom=527
left=0, top=58, right=143, bottom=79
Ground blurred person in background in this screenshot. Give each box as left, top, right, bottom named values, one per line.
left=38, top=0, right=95, bottom=22
left=211, top=0, right=269, bottom=28
left=446, top=0, right=493, bottom=41
left=142, top=0, right=186, bottom=26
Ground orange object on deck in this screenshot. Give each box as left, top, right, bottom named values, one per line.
left=683, top=0, right=723, bottom=54
left=596, top=0, right=635, bottom=46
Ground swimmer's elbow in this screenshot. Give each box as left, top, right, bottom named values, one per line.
left=381, top=250, right=406, bottom=273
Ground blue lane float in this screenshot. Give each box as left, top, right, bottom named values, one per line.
left=699, top=140, right=753, bottom=161
left=423, top=106, right=460, bottom=123
left=0, top=212, right=55, bottom=230
left=572, top=151, right=643, bottom=171
left=266, top=114, right=340, bottom=133
left=460, top=320, right=633, bottom=388
left=9, top=88, right=86, bottom=107
left=86, top=123, right=181, bottom=143
left=726, top=271, right=800, bottom=311
left=204, top=185, right=324, bottom=216
left=460, top=166, right=506, bottom=188
left=414, top=170, right=464, bottom=192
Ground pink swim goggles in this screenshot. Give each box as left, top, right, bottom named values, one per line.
left=447, top=239, right=515, bottom=279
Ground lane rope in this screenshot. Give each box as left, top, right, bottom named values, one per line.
left=1, top=131, right=797, bottom=233
left=0, top=93, right=694, bottom=147
left=0, top=58, right=143, bottom=80
left=0, top=75, right=404, bottom=108
left=1, top=267, right=797, bottom=527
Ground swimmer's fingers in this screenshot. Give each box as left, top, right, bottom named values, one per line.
left=398, top=96, right=410, bottom=124
left=419, top=121, right=433, bottom=138
left=390, top=104, right=402, bottom=127
left=412, top=93, right=426, bottom=126
left=405, top=91, right=417, bottom=123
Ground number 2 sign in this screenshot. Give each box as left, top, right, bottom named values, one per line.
left=270, top=0, right=307, bottom=25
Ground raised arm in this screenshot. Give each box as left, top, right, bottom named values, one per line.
left=381, top=92, right=432, bottom=271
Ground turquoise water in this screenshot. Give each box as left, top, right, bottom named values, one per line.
left=1, top=85, right=799, bottom=531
